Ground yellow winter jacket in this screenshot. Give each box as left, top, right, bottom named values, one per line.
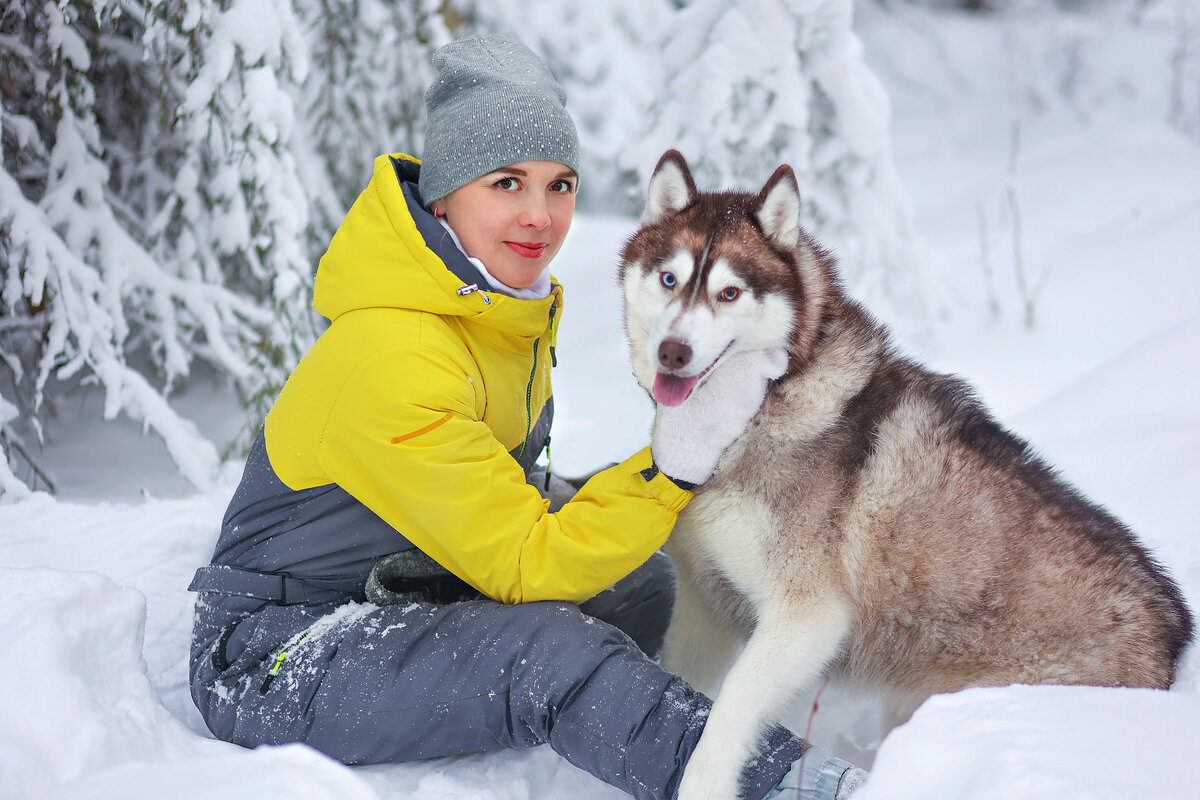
left=262, top=154, right=691, bottom=604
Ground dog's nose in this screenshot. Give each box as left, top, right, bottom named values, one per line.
left=658, top=339, right=692, bottom=371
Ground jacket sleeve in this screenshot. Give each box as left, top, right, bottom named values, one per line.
left=315, top=342, right=691, bottom=605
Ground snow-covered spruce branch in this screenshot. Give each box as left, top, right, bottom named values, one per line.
left=0, top=396, right=38, bottom=500
left=1, top=0, right=458, bottom=495
left=609, top=0, right=918, bottom=308
left=1, top=164, right=266, bottom=493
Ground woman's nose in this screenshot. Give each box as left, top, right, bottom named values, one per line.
left=518, top=194, right=551, bottom=229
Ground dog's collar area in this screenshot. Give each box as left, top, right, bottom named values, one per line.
left=640, top=463, right=697, bottom=492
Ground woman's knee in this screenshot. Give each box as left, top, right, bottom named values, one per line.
left=579, top=551, right=676, bottom=657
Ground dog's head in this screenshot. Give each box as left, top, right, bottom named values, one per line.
left=618, top=150, right=830, bottom=406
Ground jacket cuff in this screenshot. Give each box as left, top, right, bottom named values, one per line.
left=639, top=463, right=697, bottom=493
left=627, top=446, right=693, bottom=512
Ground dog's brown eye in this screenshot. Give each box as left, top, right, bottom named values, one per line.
left=718, top=286, right=741, bottom=302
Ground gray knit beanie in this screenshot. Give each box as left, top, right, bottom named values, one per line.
left=418, top=35, right=580, bottom=204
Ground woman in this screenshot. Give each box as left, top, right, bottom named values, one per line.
left=188, top=34, right=865, bottom=800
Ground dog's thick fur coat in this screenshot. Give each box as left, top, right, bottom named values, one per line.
left=619, top=150, right=1194, bottom=800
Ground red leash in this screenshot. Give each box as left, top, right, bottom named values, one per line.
left=796, top=678, right=829, bottom=800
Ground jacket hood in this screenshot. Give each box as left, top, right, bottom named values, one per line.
left=314, top=154, right=561, bottom=336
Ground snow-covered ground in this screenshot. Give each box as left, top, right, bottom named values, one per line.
left=3, top=5, right=1199, bottom=798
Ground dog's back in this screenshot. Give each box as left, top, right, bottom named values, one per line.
left=679, top=286, right=1192, bottom=715
left=810, top=306, right=1191, bottom=696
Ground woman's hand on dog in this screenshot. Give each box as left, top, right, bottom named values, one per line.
left=651, top=347, right=788, bottom=485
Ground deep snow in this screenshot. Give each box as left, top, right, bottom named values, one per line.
left=3, top=5, right=1200, bottom=799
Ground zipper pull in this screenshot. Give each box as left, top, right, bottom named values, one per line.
left=548, top=304, right=559, bottom=367
left=259, top=649, right=287, bottom=693
left=543, top=434, right=552, bottom=491
left=457, top=284, right=492, bottom=305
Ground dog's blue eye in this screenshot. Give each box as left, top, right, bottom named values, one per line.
left=660, top=272, right=677, bottom=289
left=719, top=286, right=741, bottom=302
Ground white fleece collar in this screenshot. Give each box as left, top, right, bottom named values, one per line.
left=437, top=218, right=553, bottom=301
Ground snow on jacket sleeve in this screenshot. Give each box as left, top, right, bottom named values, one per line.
left=314, top=336, right=690, bottom=606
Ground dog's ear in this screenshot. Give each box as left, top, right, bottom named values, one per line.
left=756, top=165, right=801, bottom=249
left=642, top=150, right=697, bottom=226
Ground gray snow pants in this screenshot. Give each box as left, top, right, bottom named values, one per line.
left=190, top=552, right=805, bottom=800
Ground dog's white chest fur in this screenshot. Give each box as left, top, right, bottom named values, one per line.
left=675, top=487, right=777, bottom=606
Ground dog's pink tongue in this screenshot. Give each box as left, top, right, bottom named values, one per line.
left=653, top=373, right=699, bottom=407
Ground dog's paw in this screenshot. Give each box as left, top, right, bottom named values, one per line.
left=676, top=755, right=740, bottom=800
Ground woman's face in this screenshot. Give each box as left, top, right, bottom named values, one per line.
left=432, top=160, right=577, bottom=289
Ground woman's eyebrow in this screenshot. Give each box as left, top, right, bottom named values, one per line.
left=485, top=167, right=577, bottom=181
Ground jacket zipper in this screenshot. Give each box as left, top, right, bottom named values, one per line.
left=519, top=336, right=539, bottom=464
left=518, top=303, right=558, bottom=463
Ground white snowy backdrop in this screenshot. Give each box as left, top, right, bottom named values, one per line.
left=3, top=1, right=1200, bottom=798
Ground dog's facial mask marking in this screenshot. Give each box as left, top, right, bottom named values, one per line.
left=644, top=247, right=715, bottom=407
left=625, top=151, right=801, bottom=405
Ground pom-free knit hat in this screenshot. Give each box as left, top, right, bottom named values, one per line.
left=418, top=35, right=580, bottom=204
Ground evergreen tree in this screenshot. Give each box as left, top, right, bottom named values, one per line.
left=1, top=1, right=253, bottom=495
left=0, top=1, right=451, bottom=497
left=149, top=0, right=323, bottom=437
left=621, top=0, right=917, bottom=299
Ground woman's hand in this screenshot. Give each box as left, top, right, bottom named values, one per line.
left=651, top=347, right=789, bottom=485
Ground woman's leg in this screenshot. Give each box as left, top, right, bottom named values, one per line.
left=579, top=550, right=675, bottom=658
left=193, top=597, right=803, bottom=800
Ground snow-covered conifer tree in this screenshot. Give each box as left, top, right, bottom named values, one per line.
left=1, top=1, right=457, bottom=497
left=147, top=0, right=323, bottom=435
left=1, top=1, right=267, bottom=495
left=295, top=0, right=450, bottom=220
left=620, top=0, right=917, bottom=301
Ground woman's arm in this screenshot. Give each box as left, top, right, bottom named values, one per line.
left=316, top=343, right=690, bottom=605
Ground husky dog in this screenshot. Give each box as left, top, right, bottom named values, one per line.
left=619, top=150, right=1193, bottom=800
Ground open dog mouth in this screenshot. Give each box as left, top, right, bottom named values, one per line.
left=652, top=341, right=733, bottom=407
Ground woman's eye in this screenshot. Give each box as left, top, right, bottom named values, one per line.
left=496, top=177, right=519, bottom=191
left=660, top=272, right=677, bottom=289
left=718, top=286, right=741, bottom=302
left=551, top=179, right=575, bottom=193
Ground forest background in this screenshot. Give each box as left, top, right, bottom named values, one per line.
left=13, top=0, right=1195, bottom=494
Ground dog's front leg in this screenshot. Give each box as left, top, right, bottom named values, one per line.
left=662, top=548, right=742, bottom=697
left=676, top=597, right=852, bottom=800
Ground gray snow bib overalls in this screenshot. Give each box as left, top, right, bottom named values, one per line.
left=188, top=430, right=807, bottom=800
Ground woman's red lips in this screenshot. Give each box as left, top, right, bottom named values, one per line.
left=505, top=241, right=548, bottom=258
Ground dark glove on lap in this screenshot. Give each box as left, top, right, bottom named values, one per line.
left=366, top=549, right=481, bottom=605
